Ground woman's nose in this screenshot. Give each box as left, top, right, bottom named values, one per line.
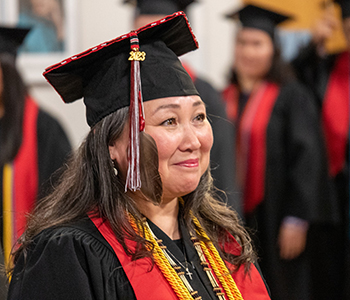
left=179, top=125, right=201, bottom=152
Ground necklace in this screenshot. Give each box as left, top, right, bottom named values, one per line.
left=164, top=241, right=193, bottom=280
left=128, top=211, right=244, bottom=300
left=145, top=222, right=202, bottom=299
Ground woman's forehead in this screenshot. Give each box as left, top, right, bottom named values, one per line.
left=144, top=95, right=204, bottom=112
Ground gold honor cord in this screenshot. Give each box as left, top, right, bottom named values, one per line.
left=191, top=215, right=244, bottom=300
left=129, top=216, right=193, bottom=300
left=129, top=202, right=244, bottom=300
left=3, top=163, right=13, bottom=275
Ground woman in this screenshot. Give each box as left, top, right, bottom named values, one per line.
left=222, top=4, right=336, bottom=300
left=0, top=26, right=71, bottom=273
left=292, top=1, right=349, bottom=298
left=7, top=12, right=270, bottom=300
left=18, top=0, right=64, bottom=53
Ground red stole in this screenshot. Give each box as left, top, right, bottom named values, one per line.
left=90, top=215, right=178, bottom=300
left=90, top=215, right=271, bottom=300
left=223, top=82, right=280, bottom=214
left=3, top=97, right=39, bottom=265
left=222, top=234, right=270, bottom=299
left=322, top=51, right=350, bottom=177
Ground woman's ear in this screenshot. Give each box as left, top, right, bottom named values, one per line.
left=108, top=126, right=130, bottom=177
left=108, top=142, right=118, bottom=160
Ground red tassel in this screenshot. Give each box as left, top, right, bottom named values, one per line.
left=125, top=33, right=145, bottom=192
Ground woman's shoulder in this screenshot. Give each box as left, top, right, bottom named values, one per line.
left=33, top=217, right=114, bottom=254
left=9, top=218, right=132, bottom=300
left=18, top=217, right=119, bottom=276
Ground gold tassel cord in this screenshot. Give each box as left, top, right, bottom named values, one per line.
left=191, top=215, right=244, bottom=300
left=129, top=215, right=193, bottom=300
left=128, top=208, right=245, bottom=300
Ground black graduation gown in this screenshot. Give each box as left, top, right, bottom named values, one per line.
left=292, top=44, right=349, bottom=299
left=0, top=108, right=71, bottom=299
left=194, top=78, right=239, bottom=216
left=0, top=108, right=72, bottom=242
left=240, top=81, right=335, bottom=300
left=8, top=217, right=223, bottom=300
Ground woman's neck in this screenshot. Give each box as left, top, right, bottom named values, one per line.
left=237, top=75, right=263, bottom=94
left=137, top=197, right=180, bottom=240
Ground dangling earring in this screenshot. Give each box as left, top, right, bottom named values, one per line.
left=114, top=167, right=118, bottom=176
left=112, top=160, right=118, bottom=176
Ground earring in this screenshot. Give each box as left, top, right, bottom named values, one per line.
left=112, top=160, right=118, bottom=176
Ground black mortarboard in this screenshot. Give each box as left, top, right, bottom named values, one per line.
left=124, top=0, right=195, bottom=15
left=43, top=12, right=199, bottom=191
left=335, top=0, right=350, bottom=19
left=0, top=26, right=30, bottom=57
left=226, top=4, right=291, bottom=39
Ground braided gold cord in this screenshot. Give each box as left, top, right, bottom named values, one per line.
left=191, top=215, right=244, bottom=300
left=129, top=215, right=193, bottom=300
left=127, top=205, right=245, bottom=300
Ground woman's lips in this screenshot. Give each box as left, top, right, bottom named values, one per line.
left=175, top=159, right=199, bottom=167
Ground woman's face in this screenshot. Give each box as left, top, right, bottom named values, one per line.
left=144, top=95, right=213, bottom=201
left=109, top=95, right=213, bottom=201
left=234, top=28, right=274, bottom=80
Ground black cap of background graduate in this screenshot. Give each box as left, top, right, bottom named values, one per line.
left=124, top=0, right=195, bottom=15
left=335, top=0, right=350, bottom=19
left=43, top=12, right=199, bottom=191
left=226, top=4, right=291, bottom=40
left=0, top=26, right=30, bottom=57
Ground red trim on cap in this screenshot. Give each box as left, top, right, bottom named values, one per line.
left=43, top=12, right=198, bottom=77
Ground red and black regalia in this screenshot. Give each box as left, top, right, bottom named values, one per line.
left=293, top=31, right=349, bottom=300
left=0, top=97, right=72, bottom=259
left=224, top=4, right=338, bottom=300
left=222, top=79, right=335, bottom=300
left=0, top=26, right=72, bottom=292
left=8, top=12, right=271, bottom=300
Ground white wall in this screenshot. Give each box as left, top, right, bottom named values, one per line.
left=17, top=0, right=241, bottom=149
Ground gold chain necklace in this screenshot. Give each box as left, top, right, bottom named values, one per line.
left=145, top=221, right=202, bottom=299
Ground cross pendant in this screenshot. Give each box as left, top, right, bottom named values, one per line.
left=186, top=267, right=193, bottom=280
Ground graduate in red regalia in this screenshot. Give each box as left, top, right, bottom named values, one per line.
left=222, top=4, right=337, bottom=300
left=7, top=12, right=270, bottom=300
left=292, top=0, right=349, bottom=298
left=0, top=26, right=71, bottom=297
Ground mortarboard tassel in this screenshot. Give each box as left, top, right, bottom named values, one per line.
left=125, top=33, right=146, bottom=192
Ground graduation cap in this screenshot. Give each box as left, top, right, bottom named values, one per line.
left=124, top=0, right=195, bottom=15
left=226, top=4, right=291, bottom=39
left=335, top=0, right=350, bottom=19
left=43, top=12, right=199, bottom=192
left=0, top=26, right=30, bottom=57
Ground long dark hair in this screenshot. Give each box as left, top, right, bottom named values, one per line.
left=11, top=106, right=254, bottom=273
left=0, top=53, right=26, bottom=165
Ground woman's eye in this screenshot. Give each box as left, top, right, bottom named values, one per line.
left=194, top=113, right=205, bottom=122
left=161, top=118, right=176, bottom=126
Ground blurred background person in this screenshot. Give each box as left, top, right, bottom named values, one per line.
left=124, top=0, right=241, bottom=215
left=292, top=0, right=349, bottom=298
left=0, top=25, right=71, bottom=296
left=18, top=0, right=65, bottom=53
left=222, top=4, right=337, bottom=299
